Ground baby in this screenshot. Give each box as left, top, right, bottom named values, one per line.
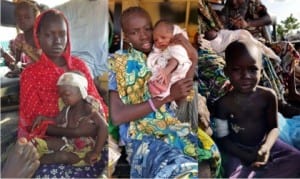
left=204, top=29, right=281, bottom=63
left=147, top=20, right=192, bottom=99
left=31, top=71, right=108, bottom=166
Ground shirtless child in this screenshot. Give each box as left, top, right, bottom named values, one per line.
left=214, top=40, right=300, bottom=178
left=31, top=72, right=108, bottom=166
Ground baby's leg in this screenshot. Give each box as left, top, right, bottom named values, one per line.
left=40, top=151, right=81, bottom=165
left=2, top=138, right=40, bottom=178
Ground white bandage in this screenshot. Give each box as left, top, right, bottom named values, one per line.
left=214, top=118, right=229, bottom=138
left=57, top=72, right=88, bottom=99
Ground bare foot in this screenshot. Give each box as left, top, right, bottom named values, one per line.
left=2, top=138, right=40, bottom=178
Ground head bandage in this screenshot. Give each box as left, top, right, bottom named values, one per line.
left=57, top=72, right=88, bottom=99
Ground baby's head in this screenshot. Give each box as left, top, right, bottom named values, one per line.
left=153, top=20, right=174, bottom=50
left=224, top=40, right=263, bottom=93
left=204, top=29, right=218, bottom=41
left=15, top=0, right=40, bottom=32
left=57, top=71, right=88, bottom=106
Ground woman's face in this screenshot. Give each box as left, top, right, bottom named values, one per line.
left=123, top=13, right=153, bottom=53
left=15, top=5, right=35, bottom=32
left=38, top=16, right=67, bottom=60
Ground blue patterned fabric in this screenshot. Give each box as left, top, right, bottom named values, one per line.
left=33, top=147, right=108, bottom=178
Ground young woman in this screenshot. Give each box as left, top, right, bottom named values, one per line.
left=109, top=6, right=221, bottom=178
left=19, top=9, right=108, bottom=177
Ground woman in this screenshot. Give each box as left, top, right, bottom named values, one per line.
left=109, top=6, right=221, bottom=178
left=19, top=9, right=108, bottom=177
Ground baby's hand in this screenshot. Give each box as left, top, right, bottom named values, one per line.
left=84, top=151, right=99, bottom=165
left=31, top=116, right=47, bottom=131
left=156, top=69, right=170, bottom=85
left=252, top=144, right=270, bottom=167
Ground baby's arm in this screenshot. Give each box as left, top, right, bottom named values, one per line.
left=84, top=112, right=108, bottom=165
left=156, top=57, right=178, bottom=84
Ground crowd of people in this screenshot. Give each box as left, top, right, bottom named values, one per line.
left=1, top=0, right=300, bottom=178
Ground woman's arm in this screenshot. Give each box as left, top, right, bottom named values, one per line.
left=110, top=78, right=193, bottom=126
left=170, top=34, right=198, bottom=79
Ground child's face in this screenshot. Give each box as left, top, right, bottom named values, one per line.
left=123, top=13, right=153, bottom=53
left=153, top=25, right=173, bottom=50
left=15, top=5, right=35, bottom=32
left=58, top=85, right=82, bottom=106
left=38, top=16, right=67, bottom=60
left=225, top=53, right=262, bottom=93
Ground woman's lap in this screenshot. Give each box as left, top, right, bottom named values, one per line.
left=126, top=136, right=198, bottom=178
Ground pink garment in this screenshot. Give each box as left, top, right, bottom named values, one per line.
left=11, top=33, right=33, bottom=64
left=147, top=25, right=192, bottom=99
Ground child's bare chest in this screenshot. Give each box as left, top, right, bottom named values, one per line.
left=65, top=108, right=90, bottom=128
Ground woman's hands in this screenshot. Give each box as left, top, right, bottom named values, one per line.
left=170, top=33, right=198, bottom=63
left=169, top=78, right=193, bottom=102
left=230, top=16, right=249, bottom=29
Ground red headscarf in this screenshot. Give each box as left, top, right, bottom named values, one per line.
left=19, top=9, right=108, bottom=138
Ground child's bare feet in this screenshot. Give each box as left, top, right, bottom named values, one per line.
left=2, top=138, right=40, bottom=178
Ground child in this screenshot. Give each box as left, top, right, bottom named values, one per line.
left=204, top=29, right=281, bottom=63
left=214, top=40, right=300, bottom=178
left=147, top=20, right=192, bottom=99
left=31, top=71, right=108, bottom=166
left=5, top=0, right=41, bottom=77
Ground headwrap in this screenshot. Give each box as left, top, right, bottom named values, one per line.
left=57, top=72, right=88, bottom=99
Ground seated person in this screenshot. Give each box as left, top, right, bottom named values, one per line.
left=30, top=72, right=108, bottom=166
left=109, top=6, right=221, bottom=178
left=214, top=40, right=300, bottom=178
left=147, top=20, right=192, bottom=100
left=19, top=9, right=108, bottom=177
left=4, top=0, right=41, bottom=78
